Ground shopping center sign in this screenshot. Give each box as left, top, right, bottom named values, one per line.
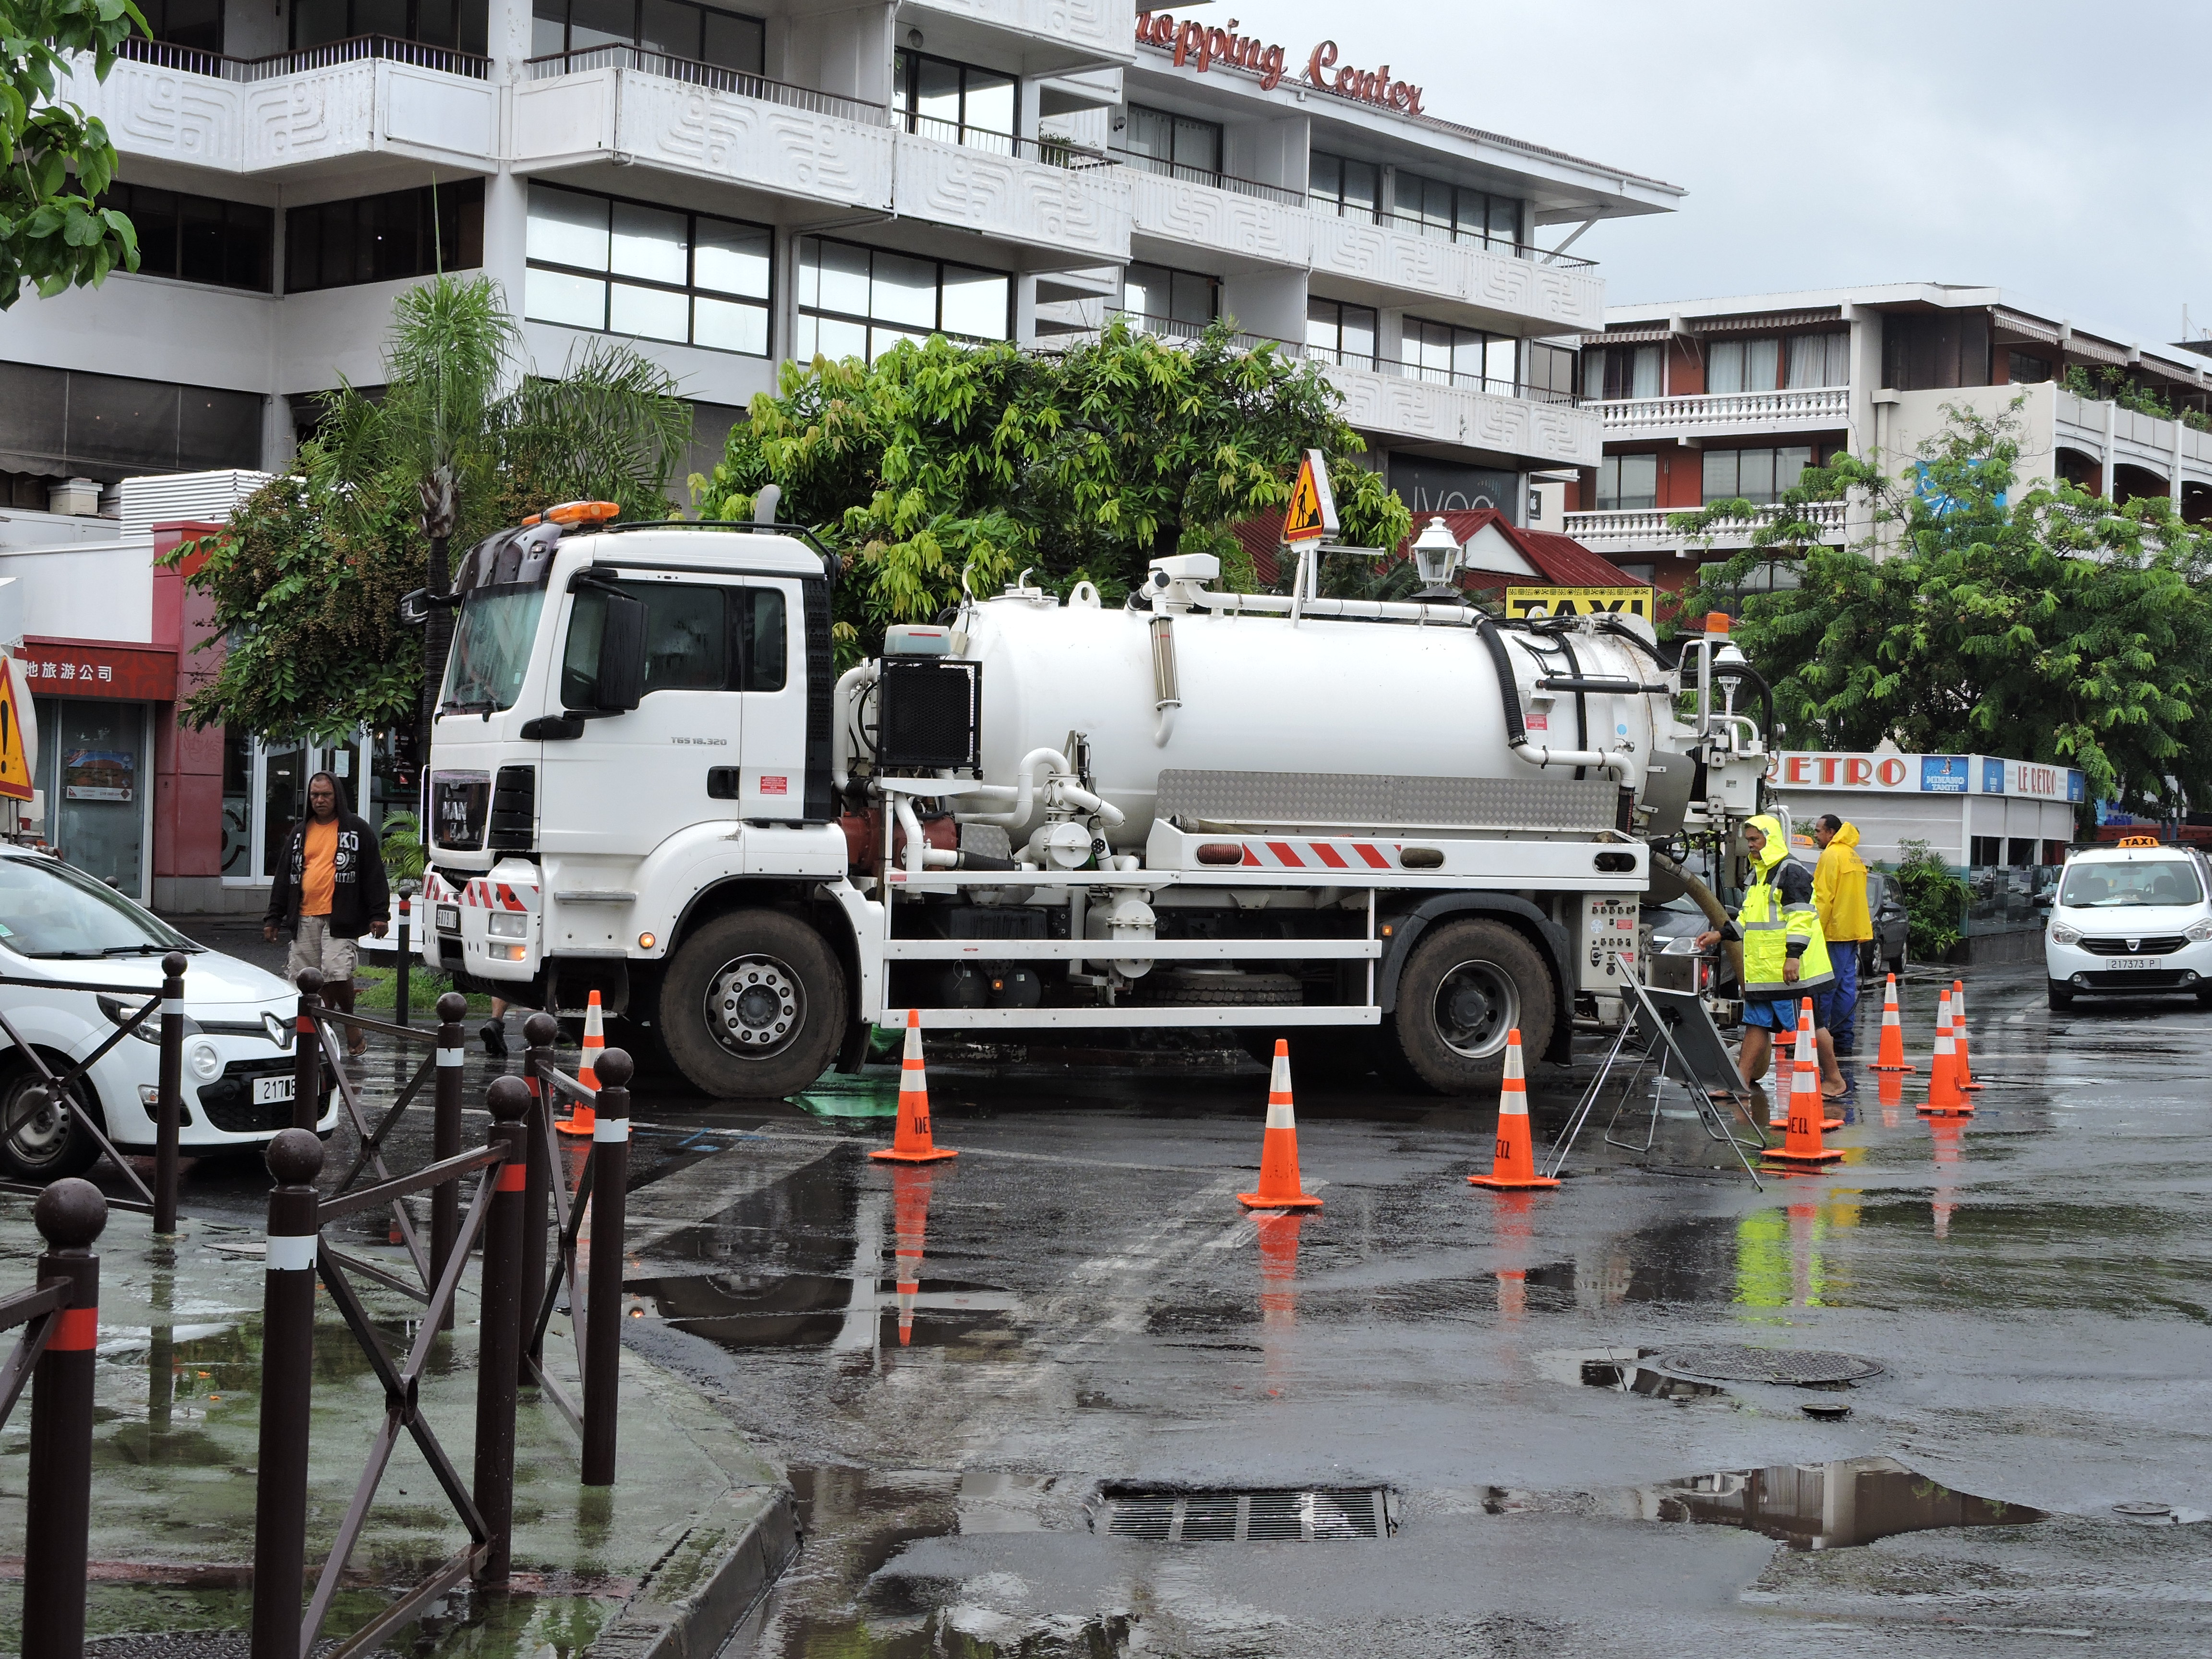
left=1771, top=751, right=2086, bottom=803
left=1135, top=14, right=1425, bottom=114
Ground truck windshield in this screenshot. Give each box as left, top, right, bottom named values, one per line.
left=0, top=855, right=198, bottom=959
left=442, top=586, right=546, bottom=713
left=2059, top=859, right=2203, bottom=907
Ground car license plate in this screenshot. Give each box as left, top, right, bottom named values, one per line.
left=253, top=1075, right=295, bottom=1106
left=436, top=904, right=461, bottom=932
left=2109, top=957, right=2159, bottom=969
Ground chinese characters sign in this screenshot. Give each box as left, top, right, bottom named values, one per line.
left=17, top=639, right=177, bottom=701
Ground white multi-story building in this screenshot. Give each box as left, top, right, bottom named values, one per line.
left=1556, top=283, right=2212, bottom=597
left=0, top=0, right=1681, bottom=905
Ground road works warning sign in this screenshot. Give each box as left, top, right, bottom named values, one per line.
left=0, top=660, right=32, bottom=802
left=1282, top=448, right=1339, bottom=542
left=1504, top=585, right=1655, bottom=621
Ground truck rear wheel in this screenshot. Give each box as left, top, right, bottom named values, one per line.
left=661, top=910, right=846, bottom=1100
left=1391, top=919, right=1555, bottom=1095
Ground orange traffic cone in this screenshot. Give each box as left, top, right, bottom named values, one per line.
left=1930, top=1114, right=1962, bottom=1241
left=1952, top=979, right=1982, bottom=1089
left=1921, top=991, right=1968, bottom=1115
left=1240, top=1040, right=1323, bottom=1209
left=1871, top=975, right=1915, bottom=1072
left=1468, top=1028, right=1560, bottom=1191
left=872, top=1010, right=958, bottom=1164
left=890, top=1164, right=935, bottom=1346
left=1765, top=1018, right=1844, bottom=1166
left=556, top=990, right=603, bottom=1136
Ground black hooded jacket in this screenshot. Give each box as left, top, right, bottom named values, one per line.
left=263, top=787, right=391, bottom=940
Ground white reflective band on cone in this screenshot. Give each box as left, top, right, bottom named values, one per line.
left=592, top=1115, right=630, bottom=1143
left=437, top=1047, right=465, bottom=1066
left=1264, top=1097, right=1294, bottom=1130
left=266, top=1234, right=318, bottom=1272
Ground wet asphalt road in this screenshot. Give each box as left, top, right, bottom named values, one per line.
left=115, top=959, right=2212, bottom=1657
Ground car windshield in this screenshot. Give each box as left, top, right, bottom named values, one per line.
left=2059, top=859, right=2203, bottom=908
left=0, top=856, right=197, bottom=958
left=442, top=585, right=546, bottom=713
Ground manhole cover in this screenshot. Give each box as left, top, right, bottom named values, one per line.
left=2114, top=1502, right=2174, bottom=1519
left=1090, top=1487, right=1391, bottom=1542
left=1652, top=1345, right=1883, bottom=1386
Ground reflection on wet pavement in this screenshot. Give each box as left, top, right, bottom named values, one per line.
left=1637, top=1456, right=2046, bottom=1550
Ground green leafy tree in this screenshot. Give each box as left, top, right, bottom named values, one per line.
left=171, top=276, right=692, bottom=739
left=3, top=0, right=145, bottom=307
left=1677, top=402, right=2212, bottom=813
left=1887, top=838, right=1970, bottom=959
left=695, top=321, right=1409, bottom=660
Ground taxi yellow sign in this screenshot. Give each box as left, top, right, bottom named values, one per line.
left=1504, top=585, right=1656, bottom=621
left=0, top=659, right=31, bottom=802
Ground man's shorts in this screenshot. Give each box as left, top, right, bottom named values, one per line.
left=286, top=914, right=359, bottom=986
left=1743, top=984, right=1833, bottom=1032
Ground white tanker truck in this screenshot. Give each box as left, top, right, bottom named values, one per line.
left=418, top=495, right=1770, bottom=1098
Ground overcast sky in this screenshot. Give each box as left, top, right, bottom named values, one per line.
left=1223, top=0, right=2211, bottom=350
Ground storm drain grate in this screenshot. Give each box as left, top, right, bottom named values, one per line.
left=1653, top=1345, right=1884, bottom=1386
left=1092, top=1488, right=1390, bottom=1542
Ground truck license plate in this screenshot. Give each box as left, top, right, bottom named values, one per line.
left=2108, top=957, right=2158, bottom=969
left=436, top=905, right=461, bottom=933
left=253, top=1075, right=295, bottom=1106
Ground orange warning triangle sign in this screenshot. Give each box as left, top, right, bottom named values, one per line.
left=0, top=662, right=29, bottom=803
left=1282, top=449, right=1336, bottom=542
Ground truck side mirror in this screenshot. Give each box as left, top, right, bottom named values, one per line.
left=596, top=590, right=648, bottom=711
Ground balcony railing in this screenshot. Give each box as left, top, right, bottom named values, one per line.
left=116, top=30, right=491, bottom=81
left=1565, top=500, right=1848, bottom=541
left=1589, top=386, right=1851, bottom=430
left=898, top=111, right=1117, bottom=170
left=1300, top=200, right=1598, bottom=270
left=1110, top=150, right=1305, bottom=207
left=526, top=44, right=884, bottom=123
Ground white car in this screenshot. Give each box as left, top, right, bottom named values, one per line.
left=0, top=846, right=336, bottom=1182
left=2044, top=841, right=2212, bottom=1010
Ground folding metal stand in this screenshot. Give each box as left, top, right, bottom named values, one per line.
left=1545, top=977, right=1767, bottom=1188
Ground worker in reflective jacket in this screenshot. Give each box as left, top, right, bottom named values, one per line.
left=1696, top=813, right=1847, bottom=1099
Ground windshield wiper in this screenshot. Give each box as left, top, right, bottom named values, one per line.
left=100, top=943, right=172, bottom=956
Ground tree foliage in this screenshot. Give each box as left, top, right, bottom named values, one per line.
left=695, top=321, right=1409, bottom=660
left=171, top=276, right=692, bottom=739
left=1679, top=403, right=2212, bottom=812
left=2, top=0, right=144, bottom=307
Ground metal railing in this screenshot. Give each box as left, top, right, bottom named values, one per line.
left=1108, top=148, right=1304, bottom=206
left=1306, top=199, right=1599, bottom=269
left=525, top=43, right=885, bottom=123
left=114, top=30, right=491, bottom=81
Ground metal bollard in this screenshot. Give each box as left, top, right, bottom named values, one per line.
left=393, top=893, right=413, bottom=1029
left=154, top=949, right=187, bottom=1236
left=292, top=966, right=325, bottom=1134
left=518, top=1012, right=559, bottom=1382
left=431, top=991, right=469, bottom=1334
left=22, top=1178, right=106, bottom=1659
left=581, top=1048, right=632, bottom=1487
left=249, top=1129, right=324, bottom=1659
left=472, top=1075, right=530, bottom=1585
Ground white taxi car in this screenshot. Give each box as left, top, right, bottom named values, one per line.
left=0, top=846, right=337, bottom=1182
left=2045, top=838, right=2212, bottom=1010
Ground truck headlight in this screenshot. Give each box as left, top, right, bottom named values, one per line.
left=488, top=911, right=529, bottom=939
left=2048, top=923, right=2080, bottom=946
left=2187, top=921, right=2212, bottom=943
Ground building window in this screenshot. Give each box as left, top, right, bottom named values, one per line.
left=1702, top=445, right=1813, bottom=505
left=293, top=0, right=486, bottom=52
left=1524, top=341, right=1577, bottom=402
left=285, top=179, right=484, bottom=293
left=1307, top=151, right=1379, bottom=222
left=1389, top=169, right=1520, bottom=251
left=530, top=0, right=761, bottom=72
left=1707, top=336, right=1780, bottom=395
left=2008, top=350, right=2053, bottom=384
left=101, top=181, right=271, bottom=292
left=1121, top=262, right=1219, bottom=338
left=0, top=363, right=261, bottom=488
left=1594, top=454, right=1657, bottom=512
left=1970, top=836, right=2002, bottom=867
left=1120, top=103, right=1223, bottom=181
left=893, top=49, right=1017, bottom=154
left=525, top=183, right=771, bottom=354
left=1401, top=318, right=1517, bottom=395
left=1305, top=297, right=1377, bottom=368
left=140, top=0, right=222, bottom=51
left=1586, top=343, right=1661, bottom=400
left=795, top=237, right=1010, bottom=363
left=1784, top=332, right=1849, bottom=389
left=1882, top=311, right=1992, bottom=392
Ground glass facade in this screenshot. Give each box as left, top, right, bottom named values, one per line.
left=1702, top=445, right=1813, bottom=505
left=1308, top=152, right=1380, bottom=222
left=1400, top=318, right=1518, bottom=395
left=285, top=179, right=484, bottom=293
left=531, top=0, right=761, bottom=68
left=291, top=0, right=486, bottom=52
left=1707, top=337, right=1780, bottom=395
left=1594, top=454, right=1658, bottom=511
left=893, top=49, right=1017, bottom=153
left=1122, top=263, right=1219, bottom=335
left=1121, top=103, right=1222, bottom=180
left=1305, top=297, right=1377, bottom=369
left=1388, top=170, right=1521, bottom=251
left=100, top=181, right=271, bottom=292
left=794, top=237, right=1010, bottom=362
left=33, top=699, right=149, bottom=900
left=526, top=183, right=772, bottom=355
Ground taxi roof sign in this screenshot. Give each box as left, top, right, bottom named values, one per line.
left=1282, top=448, right=1339, bottom=543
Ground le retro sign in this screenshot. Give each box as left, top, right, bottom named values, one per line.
left=1772, top=752, right=2087, bottom=803
left=1136, top=13, right=1425, bottom=114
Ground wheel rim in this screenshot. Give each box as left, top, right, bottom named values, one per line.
left=5, top=1082, right=68, bottom=1163
left=705, top=955, right=805, bottom=1059
left=1431, top=958, right=1519, bottom=1060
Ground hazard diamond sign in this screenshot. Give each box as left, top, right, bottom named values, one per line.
left=0, top=659, right=31, bottom=803
left=1281, top=448, right=1339, bottom=542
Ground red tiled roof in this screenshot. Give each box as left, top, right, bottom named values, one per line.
left=1225, top=508, right=1637, bottom=593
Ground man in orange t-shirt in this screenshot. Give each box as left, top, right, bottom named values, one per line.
left=264, top=772, right=390, bottom=1054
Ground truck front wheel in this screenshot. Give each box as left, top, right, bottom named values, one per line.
left=1390, top=919, right=1555, bottom=1095
left=661, top=910, right=847, bottom=1099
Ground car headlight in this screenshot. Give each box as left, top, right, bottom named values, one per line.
left=2187, top=921, right=2212, bottom=943
left=187, top=1040, right=222, bottom=1081
left=487, top=911, right=529, bottom=939
left=2048, top=923, right=2081, bottom=946
left=100, top=994, right=199, bottom=1045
